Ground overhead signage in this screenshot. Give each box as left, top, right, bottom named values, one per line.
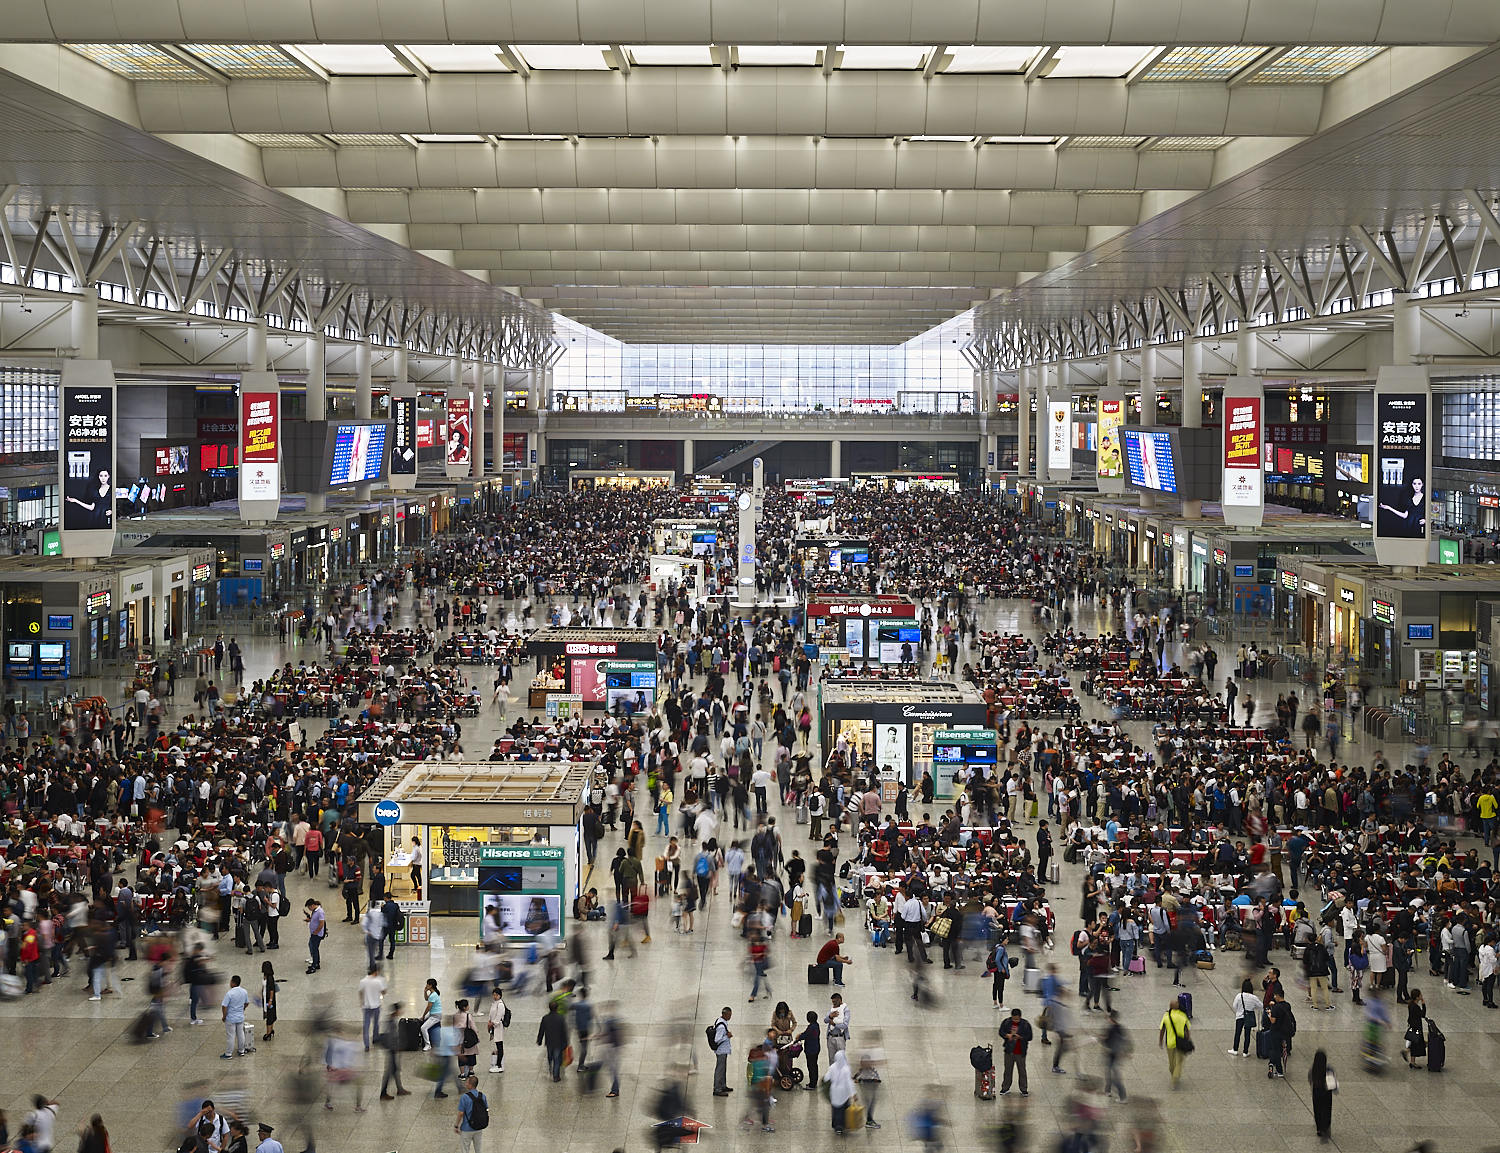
left=192, top=563, right=212, bottom=583
left=240, top=389, right=280, bottom=503
left=269, top=542, right=285, bottom=560
left=1302, top=580, right=1326, bottom=596
left=1371, top=599, right=1395, bottom=625
left=1213, top=548, right=1227, bottom=566
left=1281, top=570, right=1299, bottom=591
left=1479, top=495, right=1500, bottom=509
left=85, top=590, right=111, bottom=614
left=1047, top=400, right=1072, bottom=474
left=61, top=387, right=114, bottom=533
left=391, top=395, right=418, bottom=475
left=446, top=396, right=472, bottom=467
left=1267, top=424, right=1327, bottom=444
left=806, top=601, right=917, bottom=618
left=1375, top=392, right=1428, bottom=540
left=565, top=641, right=619, bottom=656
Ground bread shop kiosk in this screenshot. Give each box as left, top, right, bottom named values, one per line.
left=357, top=759, right=588, bottom=928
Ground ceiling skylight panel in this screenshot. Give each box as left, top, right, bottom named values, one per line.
left=409, top=45, right=512, bottom=72
left=1140, top=45, right=1268, bottom=82
left=291, top=44, right=409, bottom=74
left=1246, top=45, right=1385, bottom=83
left=514, top=45, right=610, bottom=70
left=66, top=44, right=209, bottom=81
left=1047, top=46, right=1161, bottom=78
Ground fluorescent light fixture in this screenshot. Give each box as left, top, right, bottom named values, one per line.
left=836, top=45, right=927, bottom=69
left=291, top=44, right=409, bottom=74
left=737, top=45, right=821, bottom=66
left=240, top=133, right=329, bottom=148
left=941, top=46, right=1037, bottom=73
left=514, top=45, right=610, bottom=70
left=1047, top=46, right=1162, bottom=78
left=985, top=136, right=1061, bottom=145
left=414, top=134, right=488, bottom=143
left=626, top=45, right=715, bottom=66
left=410, top=44, right=512, bottom=72
left=907, top=135, right=972, bottom=142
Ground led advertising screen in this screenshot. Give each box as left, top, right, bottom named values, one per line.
left=877, top=624, right=922, bottom=665
left=241, top=390, right=279, bottom=502
left=603, top=660, right=657, bottom=714
left=1122, top=429, right=1178, bottom=494
left=1097, top=398, right=1124, bottom=478
left=62, top=387, right=114, bottom=531
left=1335, top=452, right=1368, bottom=484
left=327, top=422, right=389, bottom=487
left=1222, top=396, right=1262, bottom=507
left=391, top=396, right=417, bottom=475
left=1047, top=401, right=1072, bottom=472
left=1375, top=393, right=1427, bottom=539
left=445, top=397, right=472, bottom=466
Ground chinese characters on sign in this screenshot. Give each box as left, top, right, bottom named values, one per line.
left=1222, top=395, right=1261, bottom=508
left=1375, top=393, right=1427, bottom=540
left=61, top=389, right=114, bottom=532
left=240, top=390, right=280, bottom=502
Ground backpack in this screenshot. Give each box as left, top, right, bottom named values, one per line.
left=501, top=1005, right=512, bottom=1029
left=695, top=854, right=710, bottom=879
left=969, top=1045, right=993, bottom=1072
left=463, top=1091, right=489, bottom=1131
left=1070, top=930, right=1086, bottom=956
left=706, top=1021, right=724, bottom=1049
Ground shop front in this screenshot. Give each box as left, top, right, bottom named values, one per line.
left=819, top=683, right=987, bottom=797
left=307, top=524, right=330, bottom=585
left=1298, top=569, right=1331, bottom=654
left=356, top=759, right=586, bottom=922
left=804, top=596, right=919, bottom=664
left=1189, top=536, right=1209, bottom=593
left=1330, top=574, right=1365, bottom=671
left=526, top=628, right=659, bottom=711
left=288, top=529, right=310, bottom=589
left=1367, top=591, right=1397, bottom=685
left=119, top=567, right=153, bottom=657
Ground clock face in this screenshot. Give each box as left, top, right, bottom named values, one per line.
left=738, top=492, right=751, bottom=510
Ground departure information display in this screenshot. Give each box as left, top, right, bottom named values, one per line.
left=1122, top=429, right=1178, bottom=494
left=328, top=423, right=388, bottom=486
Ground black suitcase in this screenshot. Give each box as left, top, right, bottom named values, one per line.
left=1255, top=1030, right=1271, bottom=1060
left=807, top=964, right=830, bottom=985
left=799, top=914, right=813, bottom=938
left=1426, top=1023, right=1446, bottom=1072
left=397, top=1017, right=424, bottom=1051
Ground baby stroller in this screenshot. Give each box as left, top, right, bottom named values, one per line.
left=772, top=1038, right=805, bottom=1089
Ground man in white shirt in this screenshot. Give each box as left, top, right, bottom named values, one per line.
left=358, top=965, right=388, bottom=1050
left=221, top=974, right=254, bottom=1059
left=899, top=891, right=930, bottom=964
left=26, top=1096, right=58, bottom=1153
left=750, top=766, right=774, bottom=814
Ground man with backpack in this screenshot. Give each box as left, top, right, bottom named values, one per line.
left=1303, top=935, right=1333, bottom=1010
left=453, top=1073, right=488, bottom=1153
left=709, top=1007, right=734, bottom=1096
left=1265, top=989, right=1297, bottom=1078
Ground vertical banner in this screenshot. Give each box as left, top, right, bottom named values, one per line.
left=1096, top=389, right=1125, bottom=494
left=59, top=361, right=117, bottom=558
left=1373, top=366, right=1431, bottom=566
left=445, top=389, right=472, bottom=479
left=238, top=372, right=281, bottom=522
left=1221, top=377, right=1264, bottom=528
left=390, top=389, right=418, bottom=487
left=1047, top=398, right=1072, bottom=480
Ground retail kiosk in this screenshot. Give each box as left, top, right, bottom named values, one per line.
left=525, top=627, right=659, bottom=711
left=804, top=595, right=919, bottom=663
left=818, top=681, right=987, bottom=798
left=356, top=759, right=589, bottom=923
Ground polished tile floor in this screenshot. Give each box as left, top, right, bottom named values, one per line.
left=1, top=579, right=1483, bottom=1153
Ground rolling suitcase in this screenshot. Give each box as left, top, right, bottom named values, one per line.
left=1255, top=1030, right=1272, bottom=1060
left=397, top=1017, right=424, bottom=1051
left=1048, top=862, right=1061, bottom=884
left=1176, top=991, right=1193, bottom=1018
left=1023, top=966, right=1042, bottom=993
left=799, top=913, right=814, bottom=938
left=795, top=804, right=809, bottom=825
left=975, top=1067, right=996, bottom=1100
left=1426, top=1022, right=1446, bottom=1072
left=808, top=964, right=830, bottom=985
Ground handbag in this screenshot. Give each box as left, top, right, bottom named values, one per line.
left=563, top=1045, right=574, bottom=1068
left=844, top=1100, right=866, bottom=1131
left=929, top=916, right=953, bottom=940
left=1172, top=1015, right=1195, bottom=1054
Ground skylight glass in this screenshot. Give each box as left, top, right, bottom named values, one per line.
left=66, top=44, right=210, bottom=81
left=985, top=136, right=1060, bottom=144
left=1246, top=45, right=1385, bottom=83
left=410, top=45, right=511, bottom=72
left=514, top=45, right=610, bottom=70
left=1141, top=45, right=1268, bottom=82
left=1066, top=136, right=1147, bottom=148
left=737, top=46, right=821, bottom=66
left=325, top=134, right=408, bottom=146
left=1144, top=136, right=1232, bottom=150
left=941, top=46, right=1037, bottom=73
left=1047, top=46, right=1161, bottom=78
left=837, top=45, right=927, bottom=69
left=241, top=134, right=328, bottom=148
left=908, top=135, right=972, bottom=142
left=182, top=43, right=312, bottom=79
left=292, top=44, right=408, bottom=74
left=415, top=134, right=487, bottom=143
left=627, top=45, right=715, bottom=66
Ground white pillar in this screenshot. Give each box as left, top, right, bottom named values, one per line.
left=1237, top=323, right=1258, bottom=375
left=355, top=339, right=373, bottom=499
left=830, top=439, right=841, bottom=478
left=72, top=290, right=98, bottom=361
left=248, top=317, right=268, bottom=373
left=488, top=363, right=503, bottom=477
left=1017, top=365, right=1032, bottom=477
left=306, top=333, right=327, bottom=421
left=1392, top=292, right=1420, bottom=365
left=683, top=438, right=694, bottom=479
left=1138, top=344, right=1157, bottom=508
left=1181, top=338, right=1202, bottom=428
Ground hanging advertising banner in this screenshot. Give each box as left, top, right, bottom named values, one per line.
left=1375, top=394, right=1427, bottom=539
left=1220, top=377, right=1264, bottom=527
left=59, top=367, right=117, bottom=558
left=1095, top=389, right=1124, bottom=494
left=1047, top=399, right=1072, bottom=478
left=238, top=375, right=281, bottom=517
left=390, top=393, right=418, bottom=480
left=445, top=391, right=472, bottom=478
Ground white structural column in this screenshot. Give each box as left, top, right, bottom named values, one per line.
left=248, top=317, right=268, bottom=373
left=683, top=438, right=694, bottom=478
left=72, top=290, right=98, bottom=361
left=830, top=439, right=841, bottom=478
left=354, top=338, right=373, bottom=500
left=1392, top=292, right=1419, bottom=365
left=470, top=361, right=482, bottom=480
left=1017, top=364, right=1032, bottom=477
left=1138, top=344, right=1157, bottom=508
left=305, top=333, right=328, bottom=513
left=1237, top=323, right=1258, bottom=375
left=488, top=363, right=503, bottom=478
left=1180, top=338, right=1203, bottom=518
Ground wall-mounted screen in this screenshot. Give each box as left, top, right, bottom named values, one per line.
left=1335, top=452, right=1368, bottom=483
left=325, top=422, right=390, bottom=487
left=1408, top=623, right=1434, bottom=641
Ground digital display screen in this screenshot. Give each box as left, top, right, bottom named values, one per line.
left=1335, top=452, right=1368, bottom=483
left=328, top=423, right=389, bottom=487
left=691, top=532, right=717, bottom=544
left=1233, top=564, right=1254, bottom=579
left=1121, top=429, right=1178, bottom=493
left=848, top=551, right=869, bottom=564
left=47, top=614, right=73, bottom=630
left=1408, top=623, right=1434, bottom=641
left=37, top=643, right=64, bottom=663
left=932, top=745, right=965, bottom=763
left=86, top=590, right=111, bottom=614
left=479, top=866, right=523, bottom=891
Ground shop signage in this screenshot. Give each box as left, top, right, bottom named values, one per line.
left=86, top=590, right=110, bottom=614
left=129, top=580, right=146, bottom=595
left=1222, top=396, right=1263, bottom=507
left=1267, top=424, right=1327, bottom=444
left=565, top=642, right=619, bottom=655
left=171, top=570, right=184, bottom=583
left=1281, top=570, right=1299, bottom=591
left=373, top=799, right=402, bottom=826
left=807, top=601, right=915, bottom=618
left=290, top=530, right=308, bottom=547
left=1372, top=598, right=1395, bottom=625
left=1192, top=540, right=1207, bottom=557
left=442, top=836, right=483, bottom=868
left=1480, top=495, right=1500, bottom=509
left=1338, top=588, right=1356, bottom=604
left=1144, top=527, right=1156, bottom=539
left=481, top=846, right=565, bottom=861
left=1302, top=580, right=1326, bottom=596
left=193, top=563, right=211, bottom=583
left=61, top=386, right=115, bottom=533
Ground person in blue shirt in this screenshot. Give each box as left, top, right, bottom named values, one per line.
left=454, top=1074, right=487, bottom=1153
